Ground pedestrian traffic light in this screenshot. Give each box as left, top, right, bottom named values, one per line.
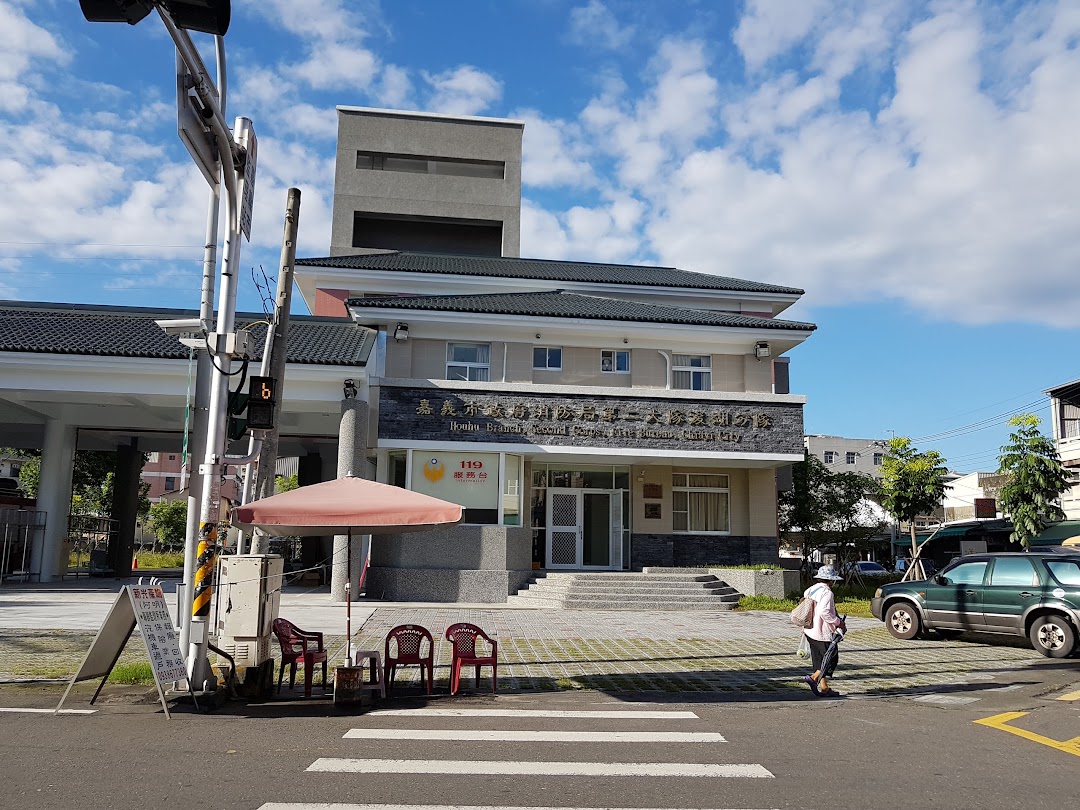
left=246, top=376, right=277, bottom=430
left=79, top=1, right=231, bottom=36
left=226, top=387, right=250, bottom=442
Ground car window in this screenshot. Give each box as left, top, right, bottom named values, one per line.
left=1046, top=560, right=1080, bottom=586
left=988, top=557, right=1038, bottom=587
left=943, top=561, right=988, bottom=585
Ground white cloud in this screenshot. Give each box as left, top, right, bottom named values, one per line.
left=422, top=66, right=502, bottom=116
left=518, top=110, right=597, bottom=189
left=568, top=1, right=634, bottom=50
left=733, top=0, right=829, bottom=72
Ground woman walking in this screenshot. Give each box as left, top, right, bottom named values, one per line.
left=802, top=564, right=846, bottom=697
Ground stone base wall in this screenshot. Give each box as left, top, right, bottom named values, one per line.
left=709, top=567, right=801, bottom=599
left=366, top=524, right=532, bottom=602
left=630, top=534, right=779, bottom=569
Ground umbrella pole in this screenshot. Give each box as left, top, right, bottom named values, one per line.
left=346, top=528, right=352, bottom=664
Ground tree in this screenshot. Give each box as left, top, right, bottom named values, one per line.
left=275, top=473, right=299, bottom=493
left=779, top=454, right=885, bottom=572
left=148, top=499, right=189, bottom=549
left=879, top=437, right=949, bottom=577
left=996, top=414, right=1070, bottom=548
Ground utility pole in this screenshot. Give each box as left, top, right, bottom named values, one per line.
left=243, top=187, right=300, bottom=556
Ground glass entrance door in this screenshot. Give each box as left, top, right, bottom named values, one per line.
left=545, top=489, right=622, bottom=569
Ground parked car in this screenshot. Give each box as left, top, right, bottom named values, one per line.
left=846, top=561, right=892, bottom=579
left=870, top=552, right=1080, bottom=657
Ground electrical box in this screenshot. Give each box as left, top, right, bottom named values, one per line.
left=212, top=554, right=283, bottom=668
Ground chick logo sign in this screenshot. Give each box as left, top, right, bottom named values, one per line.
left=422, top=457, right=445, bottom=482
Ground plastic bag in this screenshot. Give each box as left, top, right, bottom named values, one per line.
left=796, top=634, right=810, bottom=659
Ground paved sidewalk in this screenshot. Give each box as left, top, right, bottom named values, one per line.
left=0, top=577, right=1053, bottom=699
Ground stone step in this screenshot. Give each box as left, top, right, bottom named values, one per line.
left=518, top=582, right=741, bottom=596
left=508, top=570, right=745, bottom=611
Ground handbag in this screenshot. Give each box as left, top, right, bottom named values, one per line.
left=790, top=596, right=815, bottom=629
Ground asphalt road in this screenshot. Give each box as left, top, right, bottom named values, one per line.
left=1, top=668, right=1078, bottom=810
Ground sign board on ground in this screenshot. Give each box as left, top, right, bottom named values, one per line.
left=56, top=585, right=190, bottom=719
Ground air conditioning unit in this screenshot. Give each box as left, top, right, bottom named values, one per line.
left=212, top=554, right=283, bottom=668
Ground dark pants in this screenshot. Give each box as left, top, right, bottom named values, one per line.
left=806, top=635, right=834, bottom=676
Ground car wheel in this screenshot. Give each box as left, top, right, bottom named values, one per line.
left=1028, top=615, right=1077, bottom=659
left=885, top=601, right=921, bottom=640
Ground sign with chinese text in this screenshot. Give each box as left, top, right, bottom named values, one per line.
left=974, top=498, right=997, bottom=519
left=410, top=451, right=500, bottom=508
left=380, top=386, right=803, bottom=455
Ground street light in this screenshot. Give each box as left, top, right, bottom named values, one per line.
left=80, top=0, right=259, bottom=696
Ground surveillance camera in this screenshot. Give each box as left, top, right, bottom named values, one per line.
left=155, top=317, right=206, bottom=337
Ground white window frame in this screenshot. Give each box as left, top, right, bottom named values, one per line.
left=533, top=346, right=563, bottom=370
left=672, top=354, right=711, bottom=391
left=846, top=452, right=857, bottom=464
left=601, top=349, right=630, bottom=374
left=446, top=342, right=490, bottom=382
left=671, top=473, right=730, bottom=535
left=873, top=453, right=884, bottom=466
left=824, top=451, right=836, bottom=464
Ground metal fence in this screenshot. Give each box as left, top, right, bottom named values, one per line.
left=0, top=508, right=46, bottom=583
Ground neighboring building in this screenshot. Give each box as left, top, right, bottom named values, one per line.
left=942, top=471, right=1006, bottom=524
left=314, top=107, right=524, bottom=317
left=805, top=435, right=889, bottom=478
left=1046, top=378, right=1080, bottom=519
left=293, top=108, right=817, bottom=600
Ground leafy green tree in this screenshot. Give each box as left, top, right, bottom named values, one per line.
left=996, top=414, right=1070, bottom=548
left=275, top=473, right=299, bottom=493
left=148, top=499, right=189, bottom=548
left=780, top=454, right=885, bottom=572
left=879, top=437, right=949, bottom=575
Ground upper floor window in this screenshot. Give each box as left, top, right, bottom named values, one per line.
left=672, top=473, right=730, bottom=534
left=823, top=451, right=837, bottom=464
left=873, top=453, right=884, bottom=466
left=601, top=350, right=630, bottom=373
left=356, top=151, right=504, bottom=179
left=846, top=452, right=857, bottom=464
left=164, top=477, right=178, bottom=492
left=533, top=347, right=562, bottom=370
left=672, top=354, right=711, bottom=391
left=447, top=343, right=490, bottom=381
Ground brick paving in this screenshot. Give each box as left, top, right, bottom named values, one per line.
left=0, top=606, right=1046, bottom=698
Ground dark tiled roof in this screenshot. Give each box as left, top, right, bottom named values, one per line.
left=346, top=290, right=816, bottom=331
left=298, top=251, right=805, bottom=295
left=0, top=301, right=371, bottom=366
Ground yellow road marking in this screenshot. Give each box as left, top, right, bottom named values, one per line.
left=1056, top=689, right=1080, bottom=702
left=974, top=712, right=1080, bottom=758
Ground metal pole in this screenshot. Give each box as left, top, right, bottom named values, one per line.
left=179, top=36, right=224, bottom=661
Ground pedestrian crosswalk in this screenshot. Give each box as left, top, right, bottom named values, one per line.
left=257, top=704, right=777, bottom=810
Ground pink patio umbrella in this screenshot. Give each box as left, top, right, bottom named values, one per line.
left=232, top=475, right=462, bottom=660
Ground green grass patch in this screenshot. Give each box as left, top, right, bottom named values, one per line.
left=134, top=551, right=184, bottom=568
left=736, top=594, right=797, bottom=612
left=107, top=662, right=155, bottom=685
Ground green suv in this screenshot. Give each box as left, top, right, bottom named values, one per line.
left=870, top=551, right=1080, bottom=658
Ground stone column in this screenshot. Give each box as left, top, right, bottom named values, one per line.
left=32, top=419, right=76, bottom=582
left=331, top=397, right=370, bottom=602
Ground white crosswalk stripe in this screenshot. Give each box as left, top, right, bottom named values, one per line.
left=365, top=709, right=700, bottom=719
left=342, top=729, right=726, bottom=742
left=306, top=758, right=773, bottom=778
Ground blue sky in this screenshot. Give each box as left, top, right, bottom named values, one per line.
left=1, top=0, right=1078, bottom=474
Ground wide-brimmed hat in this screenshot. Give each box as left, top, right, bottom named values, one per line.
left=813, top=564, right=843, bottom=581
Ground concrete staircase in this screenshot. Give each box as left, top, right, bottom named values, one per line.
left=506, top=568, right=743, bottom=610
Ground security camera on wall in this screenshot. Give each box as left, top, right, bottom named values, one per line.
left=155, top=317, right=205, bottom=337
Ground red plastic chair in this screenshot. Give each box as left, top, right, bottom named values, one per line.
left=384, top=624, right=434, bottom=696
left=272, top=617, right=328, bottom=697
left=444, top=622, right=498, bottom=695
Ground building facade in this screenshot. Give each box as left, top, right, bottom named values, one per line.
left=1046, top=378, right=1080, bottom=519
left=804, top=435, right=889, bottom=477
left=293, top=108, right=816, bottom=599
